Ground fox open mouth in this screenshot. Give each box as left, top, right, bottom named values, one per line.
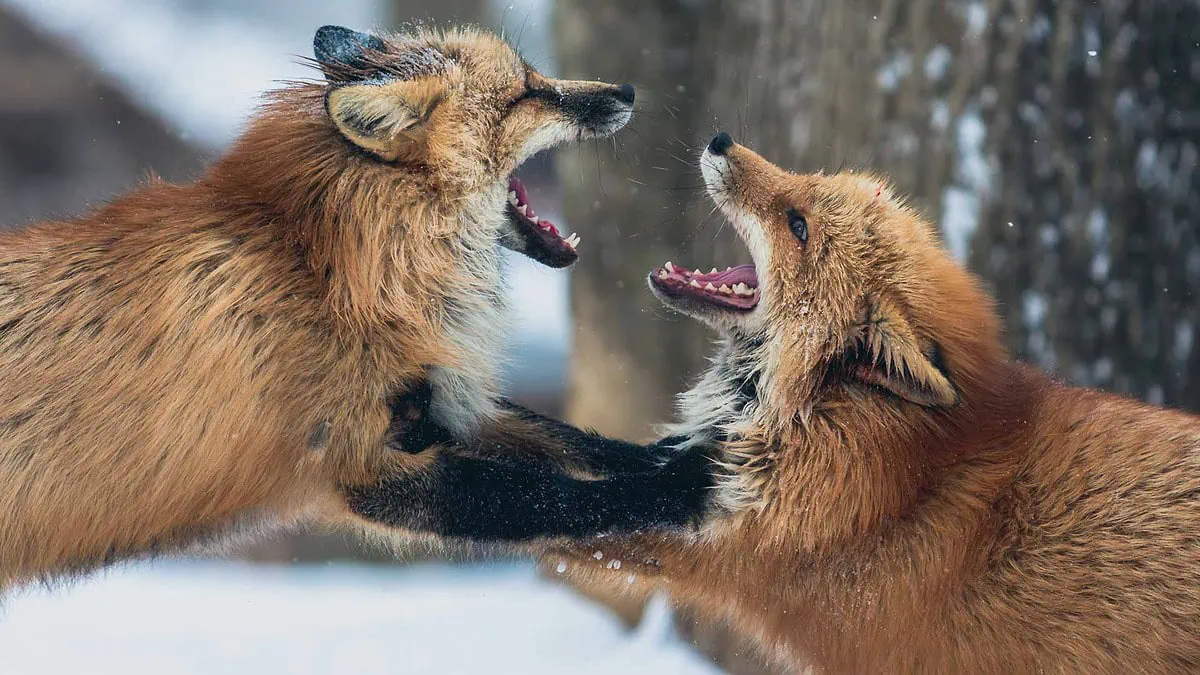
left=649, top=261, right=759, bottom=312
left=500, top=177, right=580, bottom=269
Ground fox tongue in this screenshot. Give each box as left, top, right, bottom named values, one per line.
left=696, top=264, right=756, bottom=286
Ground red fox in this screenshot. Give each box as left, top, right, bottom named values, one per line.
left=390, top=133, right=1200, bottom=673
left=0, top=24, right=644, bottom=590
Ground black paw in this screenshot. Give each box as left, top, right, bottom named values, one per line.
left=646, top=434, right=692, bottom=464
left=645, top=444, right=720, bottom=531
left=386, top=380, right=454, bottom=454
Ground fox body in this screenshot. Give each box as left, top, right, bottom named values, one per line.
left=0, top=25, right=636, bottom=589
left=542, top=135, right=1200, bottom=673
left=385, top=132, right=1200, bottom=672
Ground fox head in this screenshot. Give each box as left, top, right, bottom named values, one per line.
left=213, top=25, right=633, bottom=328
left=650, top=134, right=1004, bottom=433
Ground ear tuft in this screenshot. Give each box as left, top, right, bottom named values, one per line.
left=842, top=295, right=958, bottom=407
left=314, top=25, right=387, bottom=77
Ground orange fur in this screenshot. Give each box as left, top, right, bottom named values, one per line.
left=0, top=26, right=629, bottom=590
left=554, top=141, right=1200, bottom=673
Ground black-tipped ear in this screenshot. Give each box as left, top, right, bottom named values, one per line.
left=841, top=295, right=959, bottom=407
left=314, top=25, right=386, bottom=74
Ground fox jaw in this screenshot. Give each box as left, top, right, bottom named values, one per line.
left=314, top=25, right=633, bottom=269
left=651, top=134, right=971, bottom=446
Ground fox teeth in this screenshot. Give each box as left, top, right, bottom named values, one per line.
left=689, top=279, right=702, bottom=288
left=517, top=204, right=529, bottom=216
left=565, top=233, right=581, bottom=249
left=508, top=191, right=520, bottom=206
left=664, top=262, right=675, bottom=273
left=733, top=283, right=751, bottom=295
left=719, top=284, right=732, bottom=294
left=710, top=268, right=719, bottom=274
left=658, top=269, right=668, bottom=279
left=705, top=282, right=717, bottom=291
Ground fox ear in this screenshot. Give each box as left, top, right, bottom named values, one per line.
left=313, top=25, right=387, bottom=79
left=842, top=294, right=958, bottom=407
left=326, top=79, right=444, bottom=162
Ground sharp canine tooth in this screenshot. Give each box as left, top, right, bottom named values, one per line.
left=518, top=205, right=528, bottom=216
left=659, top=270, right=668, bottom=279
left=665, top=262, right=674, bottom=273
left=710, top=268, right=719, bottom=274
left=726, top=267, right=732, bottom=272
left=509, top=192, right=519, bottom=206
left=705, top=282, right=716, bottom=291
left=690, top=280, right=702, bottom=288
left=719, top=284, right=732, bottom=294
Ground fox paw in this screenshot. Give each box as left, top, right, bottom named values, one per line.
left=386, top=379, right=453, bottom=453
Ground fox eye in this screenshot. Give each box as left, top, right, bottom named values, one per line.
left=787, top=208, right=808, bottom=246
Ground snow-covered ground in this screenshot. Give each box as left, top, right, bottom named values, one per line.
left=1, top=561, right=720, bottom=675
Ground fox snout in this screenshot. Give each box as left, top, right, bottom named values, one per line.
left=530, top=81, right=636, bottom=137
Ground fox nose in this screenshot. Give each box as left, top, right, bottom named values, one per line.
left=708, top=132, right=734, bottom=156
left=615, top=83, right=636, bottom=105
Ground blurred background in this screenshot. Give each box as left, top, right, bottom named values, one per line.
left=0, top=0, right=1195, bottom=673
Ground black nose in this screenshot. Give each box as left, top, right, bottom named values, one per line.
left=614, top=83, right=636, bottom=105
left=708, top=132, right=734, bottom=156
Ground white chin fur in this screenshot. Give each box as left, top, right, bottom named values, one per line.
left=514, top=111, right=632, bottom=167
left=700, top=149, right=771, bottom=329
left=513, top=122, right=578, bottom=167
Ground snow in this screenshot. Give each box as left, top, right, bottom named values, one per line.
left=876, top=52, right=911, bottom=92
left=0, top=561, right=720, bottom=675
left=1, top=0, right=386, bottom=148
left=939, top=110, right=991, bottom=263
left=940, top=187, right=978, bottom=263
left=1022, top=290, right=1048, bottom=329
left=963, top=1, right=989, bottom=39
left=923, top=45, right=951, bottom=81
left=1175, top=321, right=1194, bottom=363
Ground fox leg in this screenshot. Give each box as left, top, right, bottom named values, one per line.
left=388, top=379, right=685, bottom=474
left=495, top=399, right=689, bottom=474
left=344, top=382, right=714, bottom=541
left=343, top=443, right=711, bottom=541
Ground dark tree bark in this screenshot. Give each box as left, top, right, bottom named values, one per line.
left=968, top=0, right=1200, bottom=411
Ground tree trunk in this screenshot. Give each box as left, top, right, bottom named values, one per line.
left=968, top=0, right=1200, bottom=412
